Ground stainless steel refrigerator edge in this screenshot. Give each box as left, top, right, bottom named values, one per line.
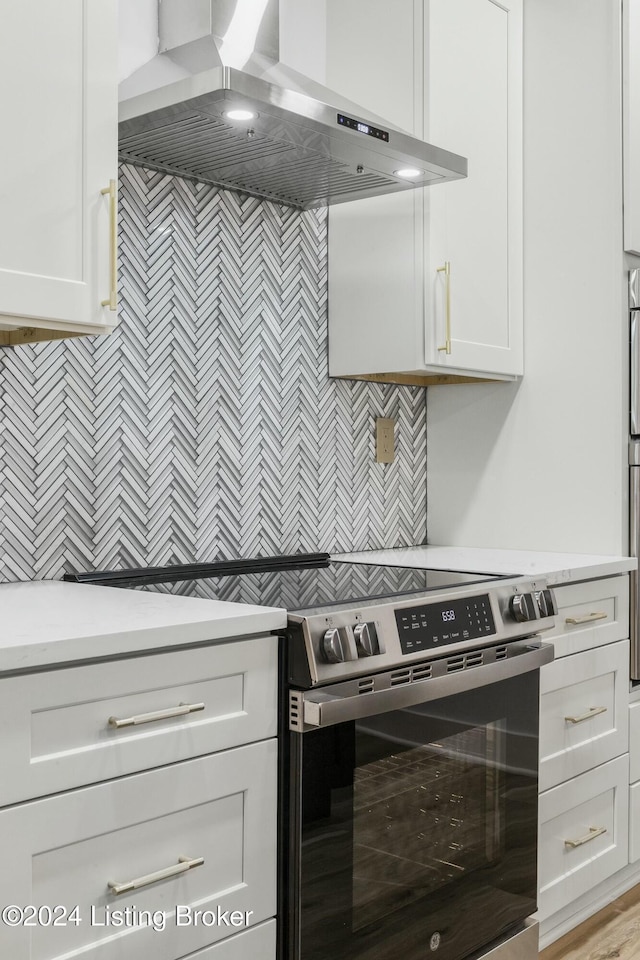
left=630, top=269, right=640, bottom=679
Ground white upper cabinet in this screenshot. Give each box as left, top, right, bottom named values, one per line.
left=0, top=0, right=118, bottom=344
left=426, top=0, right=522, bottom=377
left=327, top=0, right=523, bottom=384
left=624, top=0, right=640, bottom=255
left=326, top=0, right=426, bottom=380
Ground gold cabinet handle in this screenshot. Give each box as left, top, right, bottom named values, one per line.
left=108, top=702, right=205, bottom=729
left=437, top=261, right=452, bottom=354
left=564, top=705, right=608, bottom=725
left=564, top=826, right=607, bottom=849
left=108, top=856, right=204, bottom=896
left=100, top=179, right=117, bottom=311
left=565, top=611, right=608, bottom=625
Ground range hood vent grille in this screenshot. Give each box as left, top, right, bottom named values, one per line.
left=119, top=110, right=396, bottom=209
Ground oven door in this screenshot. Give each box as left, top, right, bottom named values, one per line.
left=283, top=643, right=552, bottom=960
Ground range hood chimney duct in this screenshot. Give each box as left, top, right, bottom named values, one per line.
left=118, top=0, right=467, bottom=210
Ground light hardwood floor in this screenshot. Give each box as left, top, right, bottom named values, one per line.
left=540, top=885, right=640, bottom=960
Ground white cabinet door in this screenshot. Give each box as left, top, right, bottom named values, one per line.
left=539, top=640, right=629, bottom=792
left=328, top=0, right=522, bottom=384
left=542, top=576, right=629, bottom=659
left=538, top=755, right=629, bottom=921
left=183, top=920, right=276, bottom=960
left=624, top=0, right=640, bottom=254
left=0, top=0, right=118, bottom=336
left=0, top=636, right=278, bottom=805
left=629, top=780, right=640, bottom=862
left=0, top=741, right=277, bottom=960
left=426, top=0, right=523, bottom=376
left=327, top=0, right=426, bottom=380
left=629, top=701, right=640, bottom=783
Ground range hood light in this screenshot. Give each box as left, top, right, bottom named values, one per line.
left=224, top=108, right=258, bottom=121
left=394, top=168, right=424, bottom=179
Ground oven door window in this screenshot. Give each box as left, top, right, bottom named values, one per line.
left=290, top=671, right=539, bottom=960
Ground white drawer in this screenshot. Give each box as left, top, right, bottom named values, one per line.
left=0, top=739, right=277, bottom=960
left=175, top=919, right=275, bottom=960
left=539, top=640, right=629, bottom=791
left=544, top=576, right=628, bottom=658
left=0, top=635, right=277, bottom=806
left=629, top=701, right=640, bottom=782
left=538, top=754, right=629, bottom=921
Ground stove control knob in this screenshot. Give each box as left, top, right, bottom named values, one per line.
left=322, top=627, right=353, bottom=663
left=509, top=593, right=540, bottom=623
left=535, top=588, right=558, bottom=619
left=354, top=622, right=379, bottom=657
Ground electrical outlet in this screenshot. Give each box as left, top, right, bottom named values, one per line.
left=376, top=417, right=395, bottom=463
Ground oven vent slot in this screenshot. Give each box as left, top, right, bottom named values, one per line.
left=412, top=664, right=432, bottom=681
left=465, top=650, right=484, bottom=668
left=390, top=664, right=432, bottom=686
left=446, top=651, right=485, bottom=672
left=446, top=655, right=466, bottom=673
left=390, top=669, right=412, bottom=686
left=358, top=678, right=375, bottom=694
left=495, top=645, right=508, bottom=660
left=289, top=690, right=304, bottom=731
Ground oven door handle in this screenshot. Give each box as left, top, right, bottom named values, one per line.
left=295, top=642, right=554, bottom=730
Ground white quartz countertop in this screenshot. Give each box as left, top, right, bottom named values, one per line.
left=336, top=545, right=636, bottom=584
left=0, top=580, right=286, bottom=674
left=3, top=546, right=634, bottom=672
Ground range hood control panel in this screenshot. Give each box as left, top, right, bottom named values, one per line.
left=337, top=113, right=390, bottom=142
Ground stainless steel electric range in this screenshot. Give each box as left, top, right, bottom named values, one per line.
left=65, top=552, right=557, bottom=960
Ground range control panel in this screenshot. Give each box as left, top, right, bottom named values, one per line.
left=288, top=577, right=556, bottom=687
left=395, top=594, right=495, bottom=656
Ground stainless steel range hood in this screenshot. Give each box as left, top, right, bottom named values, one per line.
left=119, top=0, right=467, bottom=210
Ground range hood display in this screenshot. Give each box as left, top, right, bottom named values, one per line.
left=119, top=0, right=467, bottom=210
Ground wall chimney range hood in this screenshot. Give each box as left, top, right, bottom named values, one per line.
left=118, top=0, right=467, bottom=210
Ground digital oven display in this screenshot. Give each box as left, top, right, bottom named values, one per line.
left=395, top=594, right=496, bottom=655
left=337, top=113, right=390, bottom=141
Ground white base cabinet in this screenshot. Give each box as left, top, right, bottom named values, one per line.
left=538, top=755, right=629, bottom=921
left=627, top=701, right=640, bottom=863
left=183, top=921, right=276, bottom=960
left=629, top=699, right=640, bottom=783
left=327, top=0, right=523, bottom=385
left=629, top=781, right=640, bottom=862
left=539, top=640, right=628, bottom=792
left=541, top=576, right=629, bottom=659
left=537, top=576, right=631, bottom=935
left=0, top=743, right=276, bottom=960
left=0, top=0, right=118, bottom=342
left=0, top=636, right=277, bottom=806
left=0, top=632, right=279, bottom=960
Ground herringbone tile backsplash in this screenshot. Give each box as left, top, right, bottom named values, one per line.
left=0, top=164, right=427, bottom=582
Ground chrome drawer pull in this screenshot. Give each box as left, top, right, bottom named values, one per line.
left=108, top=855, right=204, bottom=896
left=564, top=826, right=607, bottom=849
left=564, top=705, right=608, bottom=725
left=108, top=702, right=205, bottom=729
left=565, top=611, right=608, bottom=625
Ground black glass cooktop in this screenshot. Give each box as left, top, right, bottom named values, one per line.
left=64, top=554, right=503, bottom=612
